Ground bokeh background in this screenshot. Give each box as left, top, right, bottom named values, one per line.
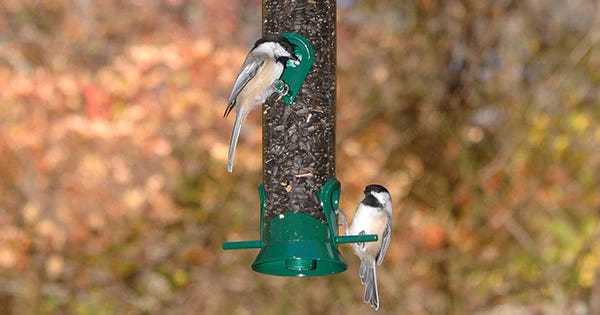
left=1, top=0, right=600, bottom=314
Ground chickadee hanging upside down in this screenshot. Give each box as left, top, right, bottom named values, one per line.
left=223, top=34, right=299, bottom=172
left=338, top=184, right=392, bottom=310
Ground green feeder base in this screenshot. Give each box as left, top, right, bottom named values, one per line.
left=252, top=212, right=346, bottom=277
left=222, top=178, right=378, bottom=277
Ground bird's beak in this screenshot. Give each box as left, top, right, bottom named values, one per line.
left=289, top=54, right=300, bottom=66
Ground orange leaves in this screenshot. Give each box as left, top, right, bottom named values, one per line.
left=83, top=84, right=112, bottom=121
left=0, top=246, right=19, bottom=269
left=0, top=226, right=30, bottom=270
left=410, top=213, right=447, bottom=250
left=45, top=254, right=65, bottom=280
left=1, top=1, right=599, bottom=313
left=77, top=153, right=109, bottom=189
left=0, top=33, right=247, bottom=292
left=418, top=222, right=447, bottom=250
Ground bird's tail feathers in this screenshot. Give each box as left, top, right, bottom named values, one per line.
left=226, top=110, right=246, bottom=172
left=360, top=259, right=379, bottom=310
left=224, top=101, right=235, bottom=118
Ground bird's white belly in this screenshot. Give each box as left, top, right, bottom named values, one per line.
left=348, top=207, right=388, bottom=258
left=238, top=60, right=283, bottom=107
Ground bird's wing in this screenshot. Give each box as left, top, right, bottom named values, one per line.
left=376, top=215, right=391, bottom=265
left=224, top=54, right=266, bottom=117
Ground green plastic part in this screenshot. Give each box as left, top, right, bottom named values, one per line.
left=221, top=240, right=262, bottom=250
left=221, top=179, right=378, bottom=277
left=317, top=178, right=343, bottom=246
left=336, top=234, right=378, bottom=244
left=276, top=32, right=315, bottom=105
left=252, top=212, right=346, bottom=277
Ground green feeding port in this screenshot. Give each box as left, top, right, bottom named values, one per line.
left=274, top=32, right=315, bottom=105
left=222, top=178, right=378, bottom=277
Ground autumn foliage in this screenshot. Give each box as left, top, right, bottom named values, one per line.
left=1, top=1, right=600, bottom=314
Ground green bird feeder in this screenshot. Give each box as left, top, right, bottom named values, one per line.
left=222, top=27, right=373, bottom=276
left=222, top=178, right=378, bottom=277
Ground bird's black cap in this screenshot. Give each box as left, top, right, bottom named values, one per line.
left=364, top=184, right=389, bottom=195
left=254, top=34, right=296, bottom=56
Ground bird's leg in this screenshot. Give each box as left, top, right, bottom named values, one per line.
left=357, top=231, right=366, bottom=249
left=272, top=79, right=289, bottom=101
left=336, top=209, right=349, bottom=234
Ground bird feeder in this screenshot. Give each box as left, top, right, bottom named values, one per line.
left=222, top=3, right=376, bottom=277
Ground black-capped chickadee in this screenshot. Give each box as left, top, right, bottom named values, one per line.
left=338, top=184, right=392, bottom=310
left=224, top=34, right=299, bottom=172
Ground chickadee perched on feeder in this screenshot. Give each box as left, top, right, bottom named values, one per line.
left=337, top=184, right=392, bottom=310
left=224, top=34, right=299, bottom=172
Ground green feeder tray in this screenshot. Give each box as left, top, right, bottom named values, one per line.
left=222, top=178, right=378, bottom=277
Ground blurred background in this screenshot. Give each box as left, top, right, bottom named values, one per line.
left=1, top=0, right=600, bottom=314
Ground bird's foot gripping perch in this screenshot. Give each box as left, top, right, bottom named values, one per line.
left=335, top=209, right=349, bottom=231
left=272, top=79, right=290, bottom=101
left=356, top=231, right=367, bottom=249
